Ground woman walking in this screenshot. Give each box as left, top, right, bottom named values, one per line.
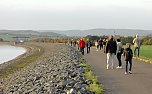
left=116, top=38, right=123, bottom=69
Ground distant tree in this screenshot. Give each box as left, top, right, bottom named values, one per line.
left=0, top=38, right=3, bottom=41
left=85, top=35, right=101, bottom=41
left=142, top=37, right=152, bottom=45
left=120, top=36, right=134, bottom=45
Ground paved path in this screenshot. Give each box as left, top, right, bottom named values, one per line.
left=84, top=48, right=152, bottom=94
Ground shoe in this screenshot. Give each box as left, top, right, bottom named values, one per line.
left=125, top=72, right=128, bottom=74
left=129, top=71, right=132, bottom=74
left=106, top=65, right=109, bottom=69
left=111, top=66, right=114, bottom=69
left=119, top=66, right=122, bottom=69
left=116, top=66, right=120, bottom=69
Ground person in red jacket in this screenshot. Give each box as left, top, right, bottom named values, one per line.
left=79, top=38, right=85, bottom=55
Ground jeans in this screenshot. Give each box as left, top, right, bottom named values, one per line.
left=80, top=48, right=84, bottom=55
left=99, top=45, right=103, bottom=50
left=107, top=53, right=114, bottom=68
left=134, top=47, right=140, bottom=57
left=125, top=60, right=132, bottom=72
left=117, top=52, right=122, bottom=67
left=103, top=45, right=106, bottom=53
left=87, top=47, right=90, bottom=54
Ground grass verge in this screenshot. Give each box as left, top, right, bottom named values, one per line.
left=131, top=45, right=152, bottom=64
left=133, top=56, right=152, bottom=64
left=79, top=58, right=104, bottom=94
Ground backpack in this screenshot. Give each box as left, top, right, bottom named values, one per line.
left=87, top=42, right=91, bottom=47
left=124, top=49, right=133, bottom=60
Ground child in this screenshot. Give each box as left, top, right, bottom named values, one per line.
left=123, top=43, right=133, bottom=74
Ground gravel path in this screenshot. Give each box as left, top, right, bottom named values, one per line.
left=0, top=43, right=93, bottom=94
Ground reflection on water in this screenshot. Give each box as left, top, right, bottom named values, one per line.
left=0, top=45, right=26, bottom=64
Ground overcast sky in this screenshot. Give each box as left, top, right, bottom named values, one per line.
left=0, top=0, right=152, bottom=30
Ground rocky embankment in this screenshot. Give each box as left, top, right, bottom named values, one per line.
left=0, top=43, right=93, bottom=94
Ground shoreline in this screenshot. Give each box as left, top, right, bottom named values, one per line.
left=0, top=42, right=95, bottom=93
left=0, top=42, right=42, bottom=79
left=0, top=42, right=32, bottom=65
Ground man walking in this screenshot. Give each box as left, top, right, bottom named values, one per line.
left=99, top=38, right=103, bottom=50
left=79, top=38, right=85, bottom=55
left=86, top=39, right=92, bottom=54
left=106, top=35, right=117, bottom=69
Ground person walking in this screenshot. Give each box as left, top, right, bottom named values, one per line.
left=95, top=40, right=99, bottom=51
left=79, top=38, right=85, bottom=55
left=133, top=35, right=141, bottom=57
left=70, top=40, right=73, bottom=46
left=86, top=39, right=92, bottom=54
left=123, top=43, right=133, bottom=74
left=102, top=38, right=107, bottom=53
left=77, top=40, right=80, bottom=50
left=106, top=35, right=117, bottom=69
left=116, top=38, right=123, bottom=69
left=99, top=38, right=103, bottom=50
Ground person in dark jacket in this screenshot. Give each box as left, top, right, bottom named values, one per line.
left=99, top=38, right=103, bottom=50
left=79, top=38, right=85, bottom=55
left=106, top=35, right=117, bottom=69
left=123, top=43, right=133, bottom=74
left=86, top=39, right=91, bottom=54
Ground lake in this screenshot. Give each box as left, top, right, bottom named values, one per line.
left=0, top=45, right=26, bottom=64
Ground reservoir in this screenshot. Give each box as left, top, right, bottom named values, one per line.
left=0, top=45, right=26, bottom=64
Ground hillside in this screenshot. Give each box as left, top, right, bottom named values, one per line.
left=0, top=30, right=66, bottom=37
left=48, top=28, right=152, bottom=36
left=0, top=30, right=67, bottom=41
left=0, top=29, right=151, bottom=37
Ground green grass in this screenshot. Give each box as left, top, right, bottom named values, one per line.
left=129, top=45, right=152, bottom=63
left=79, top=59, right=104, bottom=94
left=140, top=45, right=152, bottom=59
left=0, top=35, right=14, bottom=41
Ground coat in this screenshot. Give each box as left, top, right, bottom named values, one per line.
left=79, top=40, right=85, bottom=48
left=106, top=40, right=117, bottom=54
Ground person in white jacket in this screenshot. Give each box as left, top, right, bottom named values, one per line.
left=133, top=35, right=141, bottom=57
left=95, top=40, right=99, bottom=51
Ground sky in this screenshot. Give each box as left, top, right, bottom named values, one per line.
left=0, top=0, right=152, bottom=30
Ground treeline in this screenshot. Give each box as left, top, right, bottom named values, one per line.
left=31, top=35, right=152, bottom=45
left=142, top=37, right=152, bottom=45
left=32, top=38, right=69, bottom=43
left=84, top=35, right=152, bottom=45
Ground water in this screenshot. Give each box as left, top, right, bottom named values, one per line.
left=0, top=45, right=26, bottom=64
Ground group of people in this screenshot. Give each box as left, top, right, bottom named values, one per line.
left=106, top=35, right=133, bottom=74
left=72, top=34, right=141, bottom=74
left=104, top=35, right=141, bottom=74
left=78, top=38, right=92, bottom=55
left=94, top=39, right=103, bottom=51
